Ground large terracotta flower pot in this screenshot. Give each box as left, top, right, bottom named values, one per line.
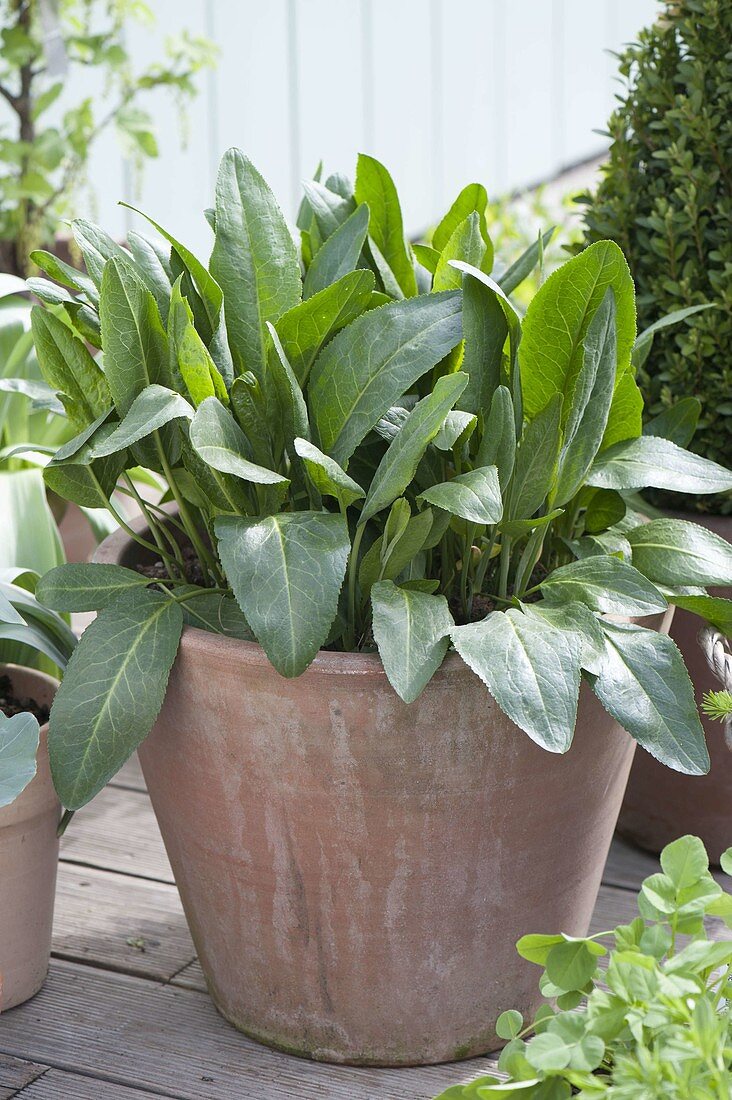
left=618, top=512, right=732, bottom=864
left=97, top=525, right=668, bottom=1066
left=0, top=665, right=59, bottom=1011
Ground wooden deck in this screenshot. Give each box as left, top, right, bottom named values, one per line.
left=1, top=758, right=729, bottom=1099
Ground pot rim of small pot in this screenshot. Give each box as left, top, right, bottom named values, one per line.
left=0, top=663, right=58, bottom=728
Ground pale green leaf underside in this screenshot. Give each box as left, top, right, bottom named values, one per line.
left=371, top=581, right=453, bottom=703
left=0, top=712, right=40, bottom=808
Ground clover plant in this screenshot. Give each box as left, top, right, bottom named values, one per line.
left=436, top=835, right=732, bottom=1099
left=19, top=148, right=732, bottom=812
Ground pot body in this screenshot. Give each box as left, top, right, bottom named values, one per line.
left=618, top=512, right=732, bottom=865
left=99, top=525, right=643, bottom=1066
left=0, top=666, right=59, bottom=1011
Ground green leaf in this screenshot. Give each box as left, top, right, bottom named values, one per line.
left=210, top=149, right=301, bottom=379
left=355, top=154, right=417, bottom=297
left=176, top=321, right=228, bottom=408
left=48, top=589, right=184, bottom=808
left=309, top=291, right=462, bottom=464
left=541, top=556, right=667, bottom=617
left=432, top=411, right=476, bottom=452
left=720, top=849, right=732, bottom=877
left=303, top=203, right=370, bottom=299
left=127, top=231, right=173, bottom=324
left=660, top=835, right=709, bottom=890
left=37, top=563, right=150, bottom=612
left=601, top=369, right=643, bottom=450
left=506, top=393, right=563, bottom=520
left=643, top=397, right=701, bottom=448
left=545, top=940, right=603, bottom=992
left=459, top=267, right=508, bottom=416
left=497, top=227, right=555, bottom=296
left=519, top=241, right=635, bottom=424
left=516, top=933, right=566, bottom=965
left=178, top=590, right=254, bottom=640
left=418, top=466, right=502, bottom=525
left=293, top=438, right=364, bottom=508
left=71, top=219, right=131, bottom=288
left=301, top=179, right=353, bottom=238
left=92, top=385, right=193, bottom=457
left=99, top=260, right=169, bottom=415
left=476, top=386, right=516, bottom=489
left=666, top=594, right=732, bottom=635
left=371, top=581, right=453, bottom=703
left=358, top=506, right=434, bottom=597
left=524, top=1032, right=572, bottom=1073
left=275, top=269, right=375, bottom=384
left=495, top=1010, right=524, bottom=1041
left=587, top=435, right=732, bottom=495
left=360, top=373, right=468, bottom=524
left=632, top=304, right=713, bottom=372
left=433, top=213, right=488, bottom=292
left=266, top=322, right=310, bottom=447
left=43, top=428, right=126, bottom=510
left=0, top=712, right=40, bottom=808
left=590, top=620, right=709, bottom=775
left=627, top=518, right=732, bottom=587
left=522, top=601, right=605, bottom=675
left=29, top=250, right=98, bottom=302
left=585, top=489, right=626, bottom=534
left=451, top=608, right=581, bottom=752
left=189, top=397, right=288, bottom=485
left=413, top=244, right=440, bottom=274
left=215, top=512, right=350, bottom=677
left=432, top=183, right=489, bottom=254
left=30, top=307, right=110, bottom=428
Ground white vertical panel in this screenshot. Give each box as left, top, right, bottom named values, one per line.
left=367, top=0, right=436, bottom=233
left=123, top=0, right=212, bottom=256
left=295, top=0, right=366, bottom=190
left=560, top=0, right=610, bottom=167
left=501, top=0, right=556, bottom=189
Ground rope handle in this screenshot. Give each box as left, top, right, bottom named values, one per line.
left=698, top=626, right=732, bottom=750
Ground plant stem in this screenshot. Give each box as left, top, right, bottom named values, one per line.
left=473, top=527, right=497, bottom=596
left=153, top=434, right=220, bottom=585
left=498, top=536, right=513, bottom=601
left=90, top=471, right=180, bottom=569
left=461, top=522, right=476, bottom=619
left=121, top=473, right=185, bottom=576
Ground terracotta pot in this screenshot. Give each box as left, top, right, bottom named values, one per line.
left=619, top=512, right=732, bottom=865
left=0, top=665, right=59, bottom=1011
left=96, top=524, right=667, bottom=1066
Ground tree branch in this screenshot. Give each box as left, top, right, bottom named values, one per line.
left=0, top=81, right=18, bottom=108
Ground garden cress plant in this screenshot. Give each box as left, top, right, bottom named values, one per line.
left=21, top=149, right=732, bottom=813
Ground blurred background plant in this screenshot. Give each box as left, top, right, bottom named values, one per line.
left=0, top=0, right=216, bottom=278
left=577, top=0, right=731, bottom=515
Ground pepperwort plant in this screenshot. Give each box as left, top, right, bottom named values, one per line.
left=21, top=150, right=732, bottom=812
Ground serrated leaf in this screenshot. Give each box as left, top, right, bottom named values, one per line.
left=29, top=248, right=98, bottom=302
left=48, top=588, right=184, bottom=808
left=585, top=489, right=626, bottom=534
left=506, top=393, right=562, bottom=520
left=432, top=182, right=489, bottom=254
left=541, top=556, right=667, bottom=617
left=433, top=212, right=488, bottom=292
left=0, top=712, right=40, bottom=808
left=37, top=563, right=150, bottom=611
left=303, top=203, right=370, bottom=299
left=358, top=506, right=434, bottom=597
left=588, top=435, right=732, bottom=494
left=590, top=620, right=709, bottom=775
left=432, top=411, right=476, bottom=451
left=419, top=466, right=502, bottom=525
left=92, top=385, right=194, bottom=457
left=215, top=511, right=350, bottom=677
left=643, top=397, right=701, bottom=448
left=266, top=323, right=309, bottom=447
left=451, top=609, right=580, bottom=751
left=459, top=267, right=508, bottom=417
left=190, top=397, right=287, bottom=486
left=601, top=369, right=643, bottom=451
left=99, top=259, right=169, bottom=415
left=30, top=307, right=110, bottom=428
left=666, top=594, right=732, bottom=635
left=176, top=589, right=254, bottom=640
left=355, top=154, right=417, bottom=297
left=371, top=581, right=453, bottom=702
left=309, top=291, right=462, bottom=464
left=127, top=231, right=173, bottom=324
left=522, top=601, right=605, bottom=675
left=476, top=385, right=516, bottom=489
left=293, top=438, right=364, bottom=508
left=627, top=518, right=732, bottom=587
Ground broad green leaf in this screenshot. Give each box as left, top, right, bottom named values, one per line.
left=554, top=290, right=617, bottom=506
left=215, top=511, right=350, bottom=677
left=92, top=385, right=194, bottom=457
left=451, top=608, right=581, bottom=752
left=0, top=712, right=40, bottom=808
left=521, top=601, right=605, bottom=675
left=176, top=321, right=228, bottom=408
left=210, top=149, right=301, bottom=379
left=590, top=620, right=709, bottom=775
left=293, top=438, right=364, bottom=508
left=643, top=397, right=701, bottom=448
left=178, top=590, right=254, bottom=640
left=189, top=397, right=287, bottom=486
left=516, top=933, right=566, bottom=965
left=360, top=373, right=468, bottom=524
left=301, top=179, right=353, bottom=238
left=30, top=307, right=110, bottom=428
left=413, top=244, right=439, bottom=274
left=497, top=227, right=555, bottom=296
left=459, top=267, right=508, bottom=416
left=495, top=1011, right=524, bottom=1041
left=418, top=466, right=502, bottom=525
left=303, top=203, right=370, bottom=299
left=371, top=581, right=453, bottom=703
left=26, top=277, right=78, bottom=307
left=667, top=594, right=732, bottom=635
left=432, top=182, right=489, bottom=253
left=432, top=411, right=476, bottom=452
left=29, top=249, right=98, bottom=302
left=587, top=436, right=732, bottom=494
left=541, top=555, right=667, bottom=617
left=37, top=563, right=150, bottom=612
left=49, top=591, right=182, bottom=810
left=266, top=323, right=310, bottom=447
left=519, top=241, right=635, bottom=424
left=309, top=291, right=462, bottom=464
left=355, top=154, right=417, bottom=297
left=358, top=506, right=434, bottom=596
left=660, top=835, right=709, bottom=890
left=450, top=261, right=521, bottom=368
left=44, top=430, right=127, bottom=510
left=433, top=212, right=488, bottom=292
left=601, top=369, right=643, bottom=450
left=476, top=385, right=516, bottom=489
left=585, top=489, right=626, bottom=534
left=545, top=940, right=602, bottom=992
left=0, top=376, right=63, bottom=414
left=720, top=849, right=732, bottom=877
left=627, top=518, right=732, bottom=587
left=506, top=393, right=562, bottom=520
left=127, top=231, right=173, bottom=323
left=229, top=372, right=273, bottom=467
left=275, top=269, right=375, bottom=384
left=0, top=467, right=64, bottom=576
left=99, top=259, right=169, bottom=415
left=632, top=303, right=713, bottom=372
left=71, top=219, right=130, bottom=288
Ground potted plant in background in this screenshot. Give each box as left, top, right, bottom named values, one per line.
left=0, top=0, right=215, bottom=278
left=579, top=0, right=732, bottom=863
left=27, top=149, right=732, bottom=1065
left=0, top=568, right=75, bottom=1010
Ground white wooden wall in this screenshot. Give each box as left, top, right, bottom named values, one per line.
left=83, top=0, right=660, bottom=255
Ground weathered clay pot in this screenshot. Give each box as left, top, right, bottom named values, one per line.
left=0, top=666, right=59, bottom=1011
left=97, top=524, right=666, bottom=1065
left=619, top=512, right=732, bottom=864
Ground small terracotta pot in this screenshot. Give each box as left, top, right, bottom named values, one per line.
left=619, top=512, right=732, bottom=864
left=96, top=524, right=667, bottom=1066
left=0, top=665, right=60, bottom=1011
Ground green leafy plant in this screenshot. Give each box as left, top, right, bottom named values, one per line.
left=0, top=566, right=75, bottom=807
left=436, top=835, right=732, bottom=1099
left=578, top=0, right=731, bottom=514
left=21, top=148, right=732, bottom=813
left=0, top=0, right=215, bottom=277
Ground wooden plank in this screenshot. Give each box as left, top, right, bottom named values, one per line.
left=605, top=833, right=732, bottom=891
left=109, top=754, right=147, bottom=794
left=10, top=1070, right=167, bottom=1100
left=0, top=1055, right=48, bottom=1099
left=60, top=786, right=172, bottom=884
left=0, top=961, right=498, bottom=1100
left=53, top=864, right=195, bottom=983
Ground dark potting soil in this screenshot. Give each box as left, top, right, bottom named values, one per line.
left=0, top=674, right=50, bottom=723
left=136, top=543, right=206, bottom=587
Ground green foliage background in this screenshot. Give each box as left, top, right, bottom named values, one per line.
left=579, top=0, right=731, bottom=514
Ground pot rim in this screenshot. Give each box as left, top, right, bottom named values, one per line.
left=0, top=663, right=58, bottom=732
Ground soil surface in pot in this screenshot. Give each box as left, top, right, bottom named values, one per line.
left=0, top=673, right=49, bottom=722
